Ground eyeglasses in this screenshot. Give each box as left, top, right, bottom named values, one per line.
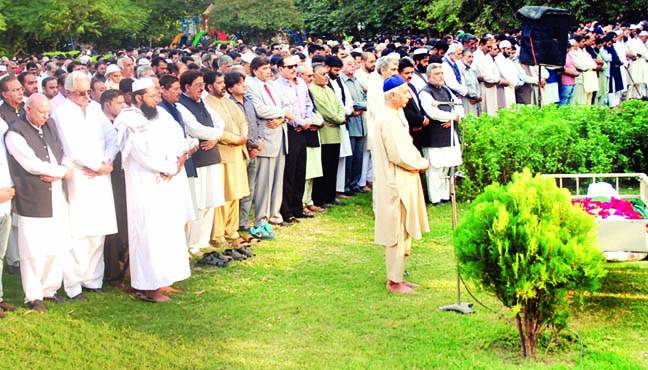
left=283, top=64, right=297, bottom=69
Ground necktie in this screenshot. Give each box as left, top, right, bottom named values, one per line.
left=264, top=83, right=277, bottom=106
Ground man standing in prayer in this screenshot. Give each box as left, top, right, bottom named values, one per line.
left=274, top=56, right=315, bottom=221
left=203, top=71, right=252, bottom=252
left=6, top=93, right=72, bottom=313
left=176, top=70, right=225, bottom=253
left=114, top=78, right=192, bottom=303
left=0, top=113, right=15, bottom=317
left=246, top=56, right=293, bottom=231
left=100, top=89, right=129, bottom=288
left=418, top=64, right=465, bottom=205
left=371, top=75, right=429, bottom=295
left=472, top=37, right=500, bottom=116
left=0, top=76, right=26, bottom=126
left=52, top=71, right=119, bottom=298
left=309, top=63, right=345, bottom=208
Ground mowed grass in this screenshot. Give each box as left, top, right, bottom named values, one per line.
left=0, top=193, right=647, bottom=369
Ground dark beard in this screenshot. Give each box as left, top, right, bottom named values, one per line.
left=141, top=103, right=158, bottom=120
left=416, top=64, right=427, bottom=74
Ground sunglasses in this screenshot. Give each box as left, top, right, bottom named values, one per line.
left=283, top=64, right=297, bottom=69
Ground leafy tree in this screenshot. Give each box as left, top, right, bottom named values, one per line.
left=211, top=0, right=303, bottom=42
left=139, top=0, right=213, bottom=46
left=0, top=0, right=149, bottom=53
left=454, top=169, right=607, bottom=358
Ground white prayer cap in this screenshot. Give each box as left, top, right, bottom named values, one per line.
left=499, top=40, right=512, bottom=49
left=106, top=64, right=121, bottom=75
left=615, top=29, right=624, bottom=35
left=353, top=47, right=363, bottom=54
left=640, top=31, right=648, bottom=36
left=630, top=24, right=640, bottom=30
left=79, top=55, right=91, bottom=65
left=132, top=77, right=154, bottom=93
left=413, top=48, right=429, bottom=56
left=447, top=43, right=462, bottom=54
left=568, top=39, right=577, bottom=47
left=241, top=52, right=255, bottom=64
left=0, top=65, right=6, bottom=72
left=137, top=58, right=151, bottom=66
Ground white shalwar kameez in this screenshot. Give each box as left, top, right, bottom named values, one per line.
left=419, top=90, right=465, bottom=204
left=331, top=77, right=353, bottom=193
left=5, top=128, right=72, bottom=303
left=115, top=107, right=192, bottom=291
left=52, top=100, right=119, bottom=297
left=177, top=103, right=224, bottom=250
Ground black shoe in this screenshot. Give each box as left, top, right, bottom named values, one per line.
left=6, top=265, right=20, bottom=275
left=26, top=300, right=47, bottom=313
left=197, top=252, right=230, bottom=267
left=83, top=287, right=103, bottom=293
left=224, top=248, right=247, bottom=261
left=236, top=247, right=255, bottom=258
left=69, top=293, right=88, bottom=302
left=319, top=203, right=332, bottom=209
left=294, top=212, right=314, bottom=219
left=43, top=295, right=63, bottom=304
left=333, top=199, right=344, bottom=206
left=343, top=191, right=356, bottom=197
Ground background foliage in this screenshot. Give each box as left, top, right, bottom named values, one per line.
left=458, top=100, right=648, bottom=200
left=1, top=0, right=646, bottom=55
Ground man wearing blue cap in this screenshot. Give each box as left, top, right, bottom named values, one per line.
left=370, top=75, right=430, bottom=295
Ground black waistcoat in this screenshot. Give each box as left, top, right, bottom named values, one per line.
left=419, top=84, right=461, bottom=148
left=7, top=117, right=65, bottom=217
left=178, top=94, right=221, bottom=167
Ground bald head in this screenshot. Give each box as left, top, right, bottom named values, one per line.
left=26, top=93, right=51, bottom=127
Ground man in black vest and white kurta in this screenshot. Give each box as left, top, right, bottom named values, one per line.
left=175, top=70, right=225, bottom=253
left=418, top=63, right=464, bottom=205
left=5, top=94, right=72, bottom=313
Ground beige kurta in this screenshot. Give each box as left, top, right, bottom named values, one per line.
left=204, top=94, right=250, bottom=201
left=370, top=105, right=430, bottom=247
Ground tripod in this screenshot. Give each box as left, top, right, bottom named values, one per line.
left=439, top=166, right=474, bottom=314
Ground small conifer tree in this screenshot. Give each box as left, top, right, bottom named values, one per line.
left=454, top=169, right=607, bottom=358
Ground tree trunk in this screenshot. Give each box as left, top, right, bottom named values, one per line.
left=516, top=305, right=540, bottom=359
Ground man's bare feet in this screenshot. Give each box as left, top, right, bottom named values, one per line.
left=386, top=281, right=416, bottom=295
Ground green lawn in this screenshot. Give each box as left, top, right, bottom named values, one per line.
left=1, top=193, right=647, bottom=369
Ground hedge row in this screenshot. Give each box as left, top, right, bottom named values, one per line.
left=458, top=100, right=648, bottom=200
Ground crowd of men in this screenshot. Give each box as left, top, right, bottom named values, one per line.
left=0, top=19, right=647, bottom=313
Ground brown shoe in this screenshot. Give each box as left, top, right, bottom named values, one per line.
left=0, top=308, right=5, bottom=318
left=26, top=300, right=47, bottom=313
left=336, top=192, right=352, bottom=199
left=0, top=300, right=16, bottom=311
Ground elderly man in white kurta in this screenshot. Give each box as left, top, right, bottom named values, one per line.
left=494, top=41, right=518, bottom=108
left=115, top=78, right=193, bottom=303
left=6, top=94, right=72, bottom=312
left=419, top=64, right=465, bottom=205
left=473, top=40, right=500, bottom=116
left=371, top=75, right=429, bottom=295
left=51, top=71, right=118, bottom=299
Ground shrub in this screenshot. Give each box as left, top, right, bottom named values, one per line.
left=458, top=101, right=648, bottom=200
left=454, top=169, right=607, bottom=359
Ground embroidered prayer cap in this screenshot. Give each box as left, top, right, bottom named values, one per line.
left=106, top=64, right=121, bottom=75
left=499, top=40, right=512, bottom=49
left=137, top=58, right=151, bottom=66
left=383, top=75, right=406, bottom=93
left=79, top=55, right=91, bottom=65
left=132, top=77, right=155, bottom=93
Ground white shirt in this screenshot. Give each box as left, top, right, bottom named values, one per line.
left=0, top=118, right=13, bottom=216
